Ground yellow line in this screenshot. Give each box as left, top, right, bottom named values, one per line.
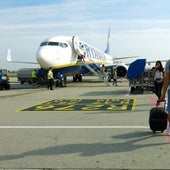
left=17, top=99, right=54, bottom=112
left=131, top=98, right=137, bottom=111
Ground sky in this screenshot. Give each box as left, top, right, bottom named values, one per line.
left=1, top=0, right=170, bottom=70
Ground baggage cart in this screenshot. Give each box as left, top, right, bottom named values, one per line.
left=129, top=68, right=154, bottom=93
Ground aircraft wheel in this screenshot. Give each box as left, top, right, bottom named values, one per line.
left=73, top=74, right=77, bottom=82
left=21, top=81, right=25, bottom=85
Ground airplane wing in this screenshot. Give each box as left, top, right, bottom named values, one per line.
left=104, top=57, right=168, bottom=78
left=146, top=59, right=168, bottom=66
left=113, top=56, right=138, bottom=60
left=7, top=49, right=38, bottom=64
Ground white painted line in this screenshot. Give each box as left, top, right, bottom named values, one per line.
left=0, top=126, right=149, bottom=129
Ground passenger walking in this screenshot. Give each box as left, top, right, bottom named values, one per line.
left=47, top=67, right=54, bottom=90
left=159, top=59, right=170, bottom=135
left=113, top=68, right=118, bottom=86
left=152, top=60, right=164, bottom=99
left=78, top=45, right=86, bottom=61
left=101, top=64, right=106, bottom=80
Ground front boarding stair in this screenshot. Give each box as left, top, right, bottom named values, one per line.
left=72, top=36, right=111, bottom=86
left=77, top=61, right=111, bottom=86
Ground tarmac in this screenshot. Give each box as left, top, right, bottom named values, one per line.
left=0, top=76, right=170, bottom=170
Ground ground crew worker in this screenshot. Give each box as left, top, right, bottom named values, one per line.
left=31, top=69, right=37, bottom=84
left=4, top=74, right=9, bottom=81
left=47, top=67, right=54, bottom=90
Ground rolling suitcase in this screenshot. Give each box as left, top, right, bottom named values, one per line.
left=149, top=100, right=167, bottom=133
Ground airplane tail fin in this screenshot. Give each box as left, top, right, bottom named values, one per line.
left=7, top=49, right=12, bottom=62
left=104, top=28, right=110, bottom=54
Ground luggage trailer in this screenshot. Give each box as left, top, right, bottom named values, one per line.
left=129, top=68, right=155, bottom=93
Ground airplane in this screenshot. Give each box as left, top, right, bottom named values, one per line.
left=7, top=29, right=136, bottom=82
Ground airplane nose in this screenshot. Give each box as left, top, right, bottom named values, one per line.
left=36, top=47, right=53, bottom=68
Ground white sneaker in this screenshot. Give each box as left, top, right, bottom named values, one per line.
left=167, top=126, right=170, bottom=136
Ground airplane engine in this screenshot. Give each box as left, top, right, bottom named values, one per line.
left=116, top=64, right=128, bottom=77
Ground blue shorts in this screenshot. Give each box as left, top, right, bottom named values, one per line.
left=167, top=88, right=170, bottom=113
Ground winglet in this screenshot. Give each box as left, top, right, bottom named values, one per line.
left=104, top=28, right=110, bottom=54
left=7, top=49, right=12, bottom=62
left=6, top=48, right=38, bottom=64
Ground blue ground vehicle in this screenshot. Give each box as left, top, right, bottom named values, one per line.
left=0, top=69, right=10, bottom=90
left=55, top=72, right=67, bottom=87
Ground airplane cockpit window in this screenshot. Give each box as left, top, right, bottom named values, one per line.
left=59, top=43, right=68, bottom=48
left=48, top=42, right=59, bottom=46
left=40, top=42, right=48, bottom=46
left=40, top=41, right=68, bottom=48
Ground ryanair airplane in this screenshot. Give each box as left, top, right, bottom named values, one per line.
left=7, top=30, right=133, bottom=82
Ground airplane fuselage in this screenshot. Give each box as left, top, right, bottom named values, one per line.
left=36, top=36, right=113, bottom=75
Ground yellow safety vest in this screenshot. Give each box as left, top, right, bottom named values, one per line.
left=31, top=70, right=37, bottom=78
left=48, top=70, right=53, bottom=79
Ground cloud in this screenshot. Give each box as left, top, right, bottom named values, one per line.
left=1, top=0, right=170, bottom=70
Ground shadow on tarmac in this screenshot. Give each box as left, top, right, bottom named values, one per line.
left=81, top=90, right=129, bottom=96
left=0, top=131, right=167, bottom=161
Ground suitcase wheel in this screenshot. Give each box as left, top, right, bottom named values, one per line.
left=152, top=130, right=164, bottom=133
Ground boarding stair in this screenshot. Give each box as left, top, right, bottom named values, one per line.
left=72, top=35, right=111, bottom=86
left=77, top=61, right=111, bottom=86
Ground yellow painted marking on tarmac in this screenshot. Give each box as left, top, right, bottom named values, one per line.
left=81, top=104, right=104, bottom=111
left=53, top=104, right=75, bottom=111
left=131, top=98, right=137, bottom=111
left=16, top=100, right=54, bottom=112
left=18, top=98, right=136, bottom=112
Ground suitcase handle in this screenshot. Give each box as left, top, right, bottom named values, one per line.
left=157, top=100, right=166, bottom=108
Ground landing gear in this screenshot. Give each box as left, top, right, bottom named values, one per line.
left=73, top=74, right=82, bottom=82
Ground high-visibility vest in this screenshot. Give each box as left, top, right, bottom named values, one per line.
left=47, top=70, right=53, bottom=79
left=31, top=70, right=37, bottom=78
